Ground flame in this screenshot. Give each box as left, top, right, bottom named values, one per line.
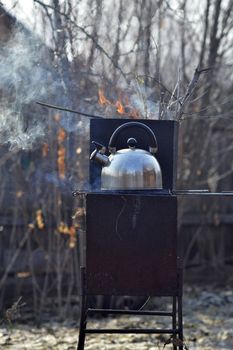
left=57, top=145, right=66, bottom=179
left=69, top=226, right=76, bottom=249
left=58, top=221, right=70, bottom=235
left=36, top=209, right=45, bottom=230
left=42, top=143, right=49, bottom=157
left=28, top=223, right=35, bottom=229
left=116, top=100, right=125, bottom=114
left=17, top=272, right=31, bottom=278
left=57, top=221, right=77, bottom=248
left=57, top=128, right=66, bottom=143
left=57, top=128, right=66, bottom=179
left=98, top=89, right=111, bottom=105
left=16, top=191, right=23, bottom=198
left=130, top=109, right=140, bottom=119
left=98, top=88, right=141, bottom=118
left=54, top=113, right=61, bottom=122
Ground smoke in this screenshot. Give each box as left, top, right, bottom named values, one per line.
left=130, top=93, right=160, bottom=119
left=127, top=81, right=160, bottom=119
left=0, top=29, right=56, bottom=150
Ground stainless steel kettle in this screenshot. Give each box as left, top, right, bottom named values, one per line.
left=90, top=122, right=162, bottom=190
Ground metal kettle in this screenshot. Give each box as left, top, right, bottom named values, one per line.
left=90, top=122, right=162, bottom=190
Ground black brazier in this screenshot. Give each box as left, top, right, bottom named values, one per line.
left=76, top=119, right=183, bottom=350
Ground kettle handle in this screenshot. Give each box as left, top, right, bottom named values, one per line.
left=108, top=122, right=158, bottom=154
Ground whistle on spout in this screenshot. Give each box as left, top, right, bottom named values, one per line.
left=90, top=141, right=110, bottom=166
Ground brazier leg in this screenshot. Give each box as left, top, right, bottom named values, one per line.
left=77, top=294, right=87, bottom=350
left=178, top=295, right=183, bottom=350
left=77, top=267, right=87, bottom=350
left=172, top=296, right=177, bottom=350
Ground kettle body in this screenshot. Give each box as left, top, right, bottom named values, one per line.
left=101, top=148, right=162, bottom=190
left=90, top=122, right=163, bottom=190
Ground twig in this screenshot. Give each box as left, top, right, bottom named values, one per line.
left=5, top=297, right=26, bottom=324
left=36, top=101, right=104, bottom=119
left=182, top=67, right=210, bottom=104
left=177, top=66, right=212, bottom=120
left=134, top=76, right=148, bottom=119
left=34, top=0, right=57, bottom=44
left=175, top=66, right=181, bottom=120
left=168, top=81, right=179, bottom=108
left=137, top=74, right=176, bottom=99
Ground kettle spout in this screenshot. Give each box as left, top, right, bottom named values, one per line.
left=90, top=141, right=110, bottom=166
left=90, top=150, right=110, bottom=166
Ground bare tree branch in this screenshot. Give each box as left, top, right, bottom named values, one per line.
left=34, top=0, right=128, bottom=81
left=177, top=67, right=212, bottom=120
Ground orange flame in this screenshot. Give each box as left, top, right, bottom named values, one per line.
left=42, top=143, right=49, bottom=157
left=69, top=226, right=76, bottom=249
left=54, top=113, right=61, bottom=122
left=98, top=88, right=141, bottom=118
left=98, top=89, right=111, bottom=105
left=57, top=221, right=77, bottom=248
left=115, top=100, right=125, bottom=114
left=57, top=128, right=66, bottom=180
left=57, top=145, right=66, bottom=179
left=57, top=128, right=66, bottom=143
left=36, top=209, right=45, bottom=230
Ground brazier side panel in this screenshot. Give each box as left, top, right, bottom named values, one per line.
left=85, top=193, right=178, bottom=296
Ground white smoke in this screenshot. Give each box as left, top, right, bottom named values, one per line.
left=0, top=29, right=54, bottom=150
left=128, top=82, right=160, bottom=119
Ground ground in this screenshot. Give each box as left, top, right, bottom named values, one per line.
left=0, top=284, right=233, bottom=350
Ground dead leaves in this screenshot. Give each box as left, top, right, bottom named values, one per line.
left=5, top=297, right=26, bottom=324
left=163, top=336, right=189, bottom=349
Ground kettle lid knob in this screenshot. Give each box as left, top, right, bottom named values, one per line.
left=127, top=138, right=137, bottom=149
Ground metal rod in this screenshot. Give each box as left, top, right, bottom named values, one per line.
left=85, top=328, right=179, bottom=334
left=87, top=308, right=173, bottom=316
left=173, top=190, right=233, bottom=196
left=36, top=101, right=104, bottom=119
left=173, top=190, right=210, bottom=194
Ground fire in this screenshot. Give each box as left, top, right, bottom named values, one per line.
left=57, top=128, right=66, bottom=179
left=57, top=128, right=66, bottom=143
left=36, top=209, right=45, bottom=230
left=57, top=221, right=77, bottom=248
left=98, top=89, right=111, bottom=105
left=42, top=143, right=49, bottom=157
left=69, top=226, right=76, bottom=249
left=98, top=88, right=140, bottom=118
left=16, top=191, right=23, bottom=198
left=54, top=113, right=61, bottom=122
left=57, top=145, right=66, bottom=179
left=116, top=100, right=125, bottom=114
